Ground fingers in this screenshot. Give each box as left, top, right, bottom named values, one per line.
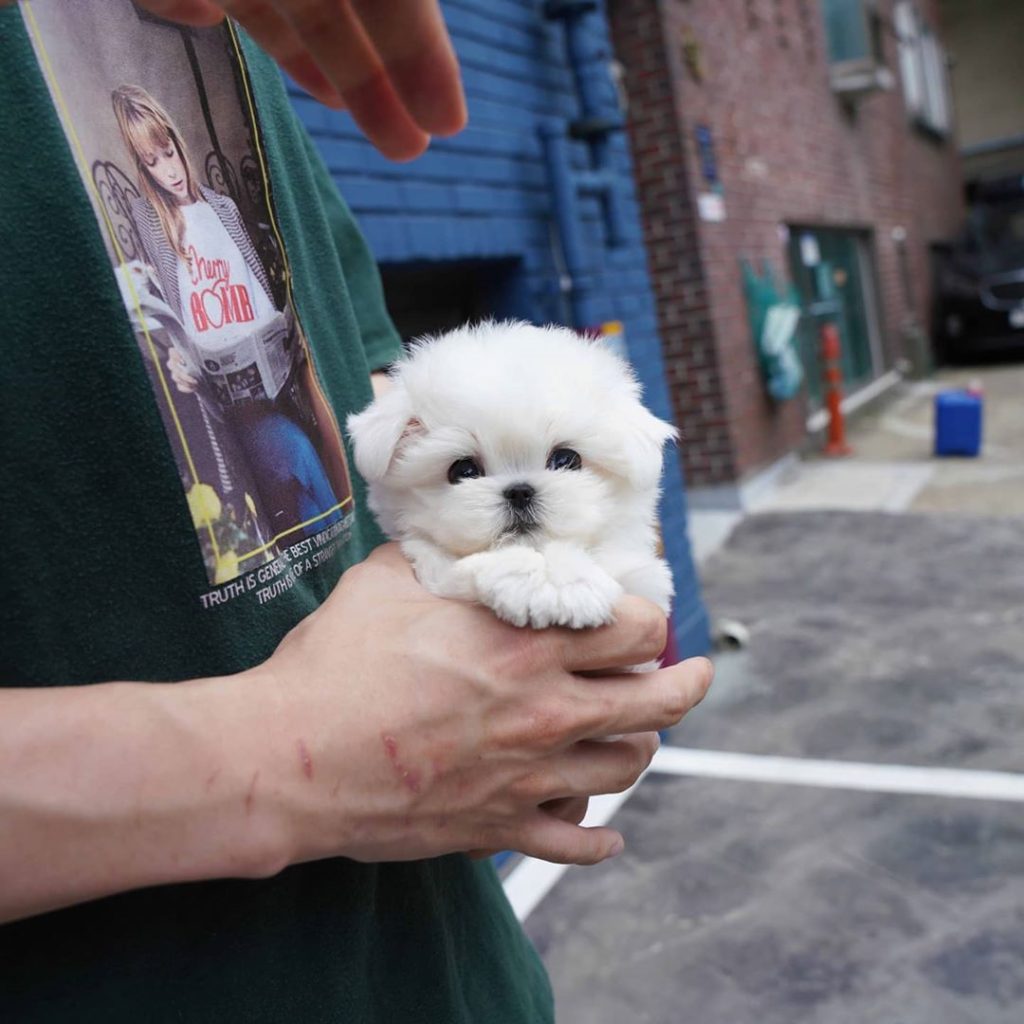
left=134, top=1, right=467, bottom=160
left=351, top=0, right=466, bottom=136
left=569, top=658, right=714, bottom=740
left=135, top=0, right=226, bottom=25
left=466, top=737, right=653, bottom=863
left=556, top=596, right=668, bottom=673
left=271, top=1, right=430, bottom=160
left=470, top=812, right=618, bottom=867
left=515, top=813, right=624, bottom=866
left=522, top=735, right=659, bottom=803
left=465, top=799, right=588, bottom=861
left=541, top=796, right=589, bottom=826
left=220, top=1, right=345, bottom=108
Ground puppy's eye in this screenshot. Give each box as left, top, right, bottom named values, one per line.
left=447, top=457, right=484, bottom=484
left=547, top=448, right=582, bottom=472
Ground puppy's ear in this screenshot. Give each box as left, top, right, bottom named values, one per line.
left=346, top=384, right=420, bottom=482
left=611, top=404, right=679, bottom=490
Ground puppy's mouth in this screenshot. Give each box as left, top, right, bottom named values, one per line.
left=498, top=482, right=544, bottom=539
left=503, top=505, right=541, bottom=537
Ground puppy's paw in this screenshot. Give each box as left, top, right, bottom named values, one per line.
left=456, top=544, right=622, bottom=629
left=457, top=547, right=546, bottom=628
left=534, top=542, right=623, bottom=629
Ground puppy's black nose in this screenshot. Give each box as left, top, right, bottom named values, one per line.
left=503, top=483, right=535, bottom=510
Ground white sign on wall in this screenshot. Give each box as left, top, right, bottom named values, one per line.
left=697, top=192, right=727, bottom=222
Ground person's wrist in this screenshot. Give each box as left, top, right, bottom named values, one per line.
left=174, top=665, right=297, bottom=881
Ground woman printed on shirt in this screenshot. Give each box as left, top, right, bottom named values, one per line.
left=111, top=84, right=348, bottom=569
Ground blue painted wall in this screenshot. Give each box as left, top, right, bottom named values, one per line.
left=289, top=0, right=709, bottom=655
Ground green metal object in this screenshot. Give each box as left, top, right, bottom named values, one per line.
left=742, top=260, right=804, bottom=402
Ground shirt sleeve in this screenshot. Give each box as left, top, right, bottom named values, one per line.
left=296, top=126, right=403, bottom=373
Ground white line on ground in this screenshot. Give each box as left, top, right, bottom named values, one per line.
left=649, top=746, right=1024, bottom=802
left=686, top=510, right=743, bottom=564
left=503, top=745, right=1024, bottom=920
left=881, top=464, right=935, bottom=511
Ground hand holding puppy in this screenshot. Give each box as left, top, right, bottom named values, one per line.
left=0, top=542, right=711, bottom=924
left=253, top=543, right=712, bottom=867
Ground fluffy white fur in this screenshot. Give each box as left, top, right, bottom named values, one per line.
left=347, top=321, right=677, bottom=631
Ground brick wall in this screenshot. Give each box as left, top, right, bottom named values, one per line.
left=289, top=0, right=710, bottom=653
left=609, top=0, right=740, bottom=487
left=611, top=0, right=965, bottom=486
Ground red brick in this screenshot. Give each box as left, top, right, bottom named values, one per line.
left=611, top=0, right=964, bottom=485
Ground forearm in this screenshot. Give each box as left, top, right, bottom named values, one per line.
left=0, top=671, right=287, bottom=925
left=0, top=543, right=709, bottom=925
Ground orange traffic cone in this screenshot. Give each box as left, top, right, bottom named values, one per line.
left=821, top=323, right=852, bottom=457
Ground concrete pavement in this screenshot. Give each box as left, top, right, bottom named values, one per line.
left=515, top=364, right=1024, bottom=1023
left=753, top=363, right=1024, bottom=517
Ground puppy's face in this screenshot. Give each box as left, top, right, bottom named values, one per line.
left=378, top=418, right=617, bottom=557
left=347, top=322, right=676, bottom=557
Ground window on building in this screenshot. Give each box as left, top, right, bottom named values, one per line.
left=894, top=1, right=952, bottom=136
left=820, top=0, right=894, bottom=98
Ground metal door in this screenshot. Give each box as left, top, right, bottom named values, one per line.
left=789, top=228, right=881, bottom=406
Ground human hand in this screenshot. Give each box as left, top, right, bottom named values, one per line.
left=237, top=543, right=712, bottom=868
left=0, top=542, right=709, bottom=923
left=167, top=346, right=200, bottom=393
left=132, top=0, right=466, bottom=160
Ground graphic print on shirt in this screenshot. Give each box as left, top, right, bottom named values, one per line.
left=23, top=0, right=354, bottom=591
left=179, top=201, right=274, bottom=338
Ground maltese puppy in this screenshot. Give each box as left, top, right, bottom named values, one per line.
left=347, top=321, right=676, bottom=631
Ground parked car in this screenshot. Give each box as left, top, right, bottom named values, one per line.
left=933, top=176, right=1024, bottom=362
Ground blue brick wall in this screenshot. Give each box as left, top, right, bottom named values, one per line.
left=289, top=0, right=709, bottom=656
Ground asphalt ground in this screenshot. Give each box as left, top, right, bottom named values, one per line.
left=524, top=511, right=1024, bottom=1023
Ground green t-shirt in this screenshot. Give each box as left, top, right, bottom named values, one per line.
left=0, top=5, right=552, bottom=1021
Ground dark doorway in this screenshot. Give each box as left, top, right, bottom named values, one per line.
left=379, top=258, right=527, bottom=345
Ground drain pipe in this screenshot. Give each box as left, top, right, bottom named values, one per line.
left=539, top=123, right=596, bottom=328
left=540, top=0, right=626, bottom=328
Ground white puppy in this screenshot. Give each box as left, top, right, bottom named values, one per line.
left=347, top=321, right=676, bottom=630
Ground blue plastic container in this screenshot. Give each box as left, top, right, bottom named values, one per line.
left=934, top=390, right=983, bottom=457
